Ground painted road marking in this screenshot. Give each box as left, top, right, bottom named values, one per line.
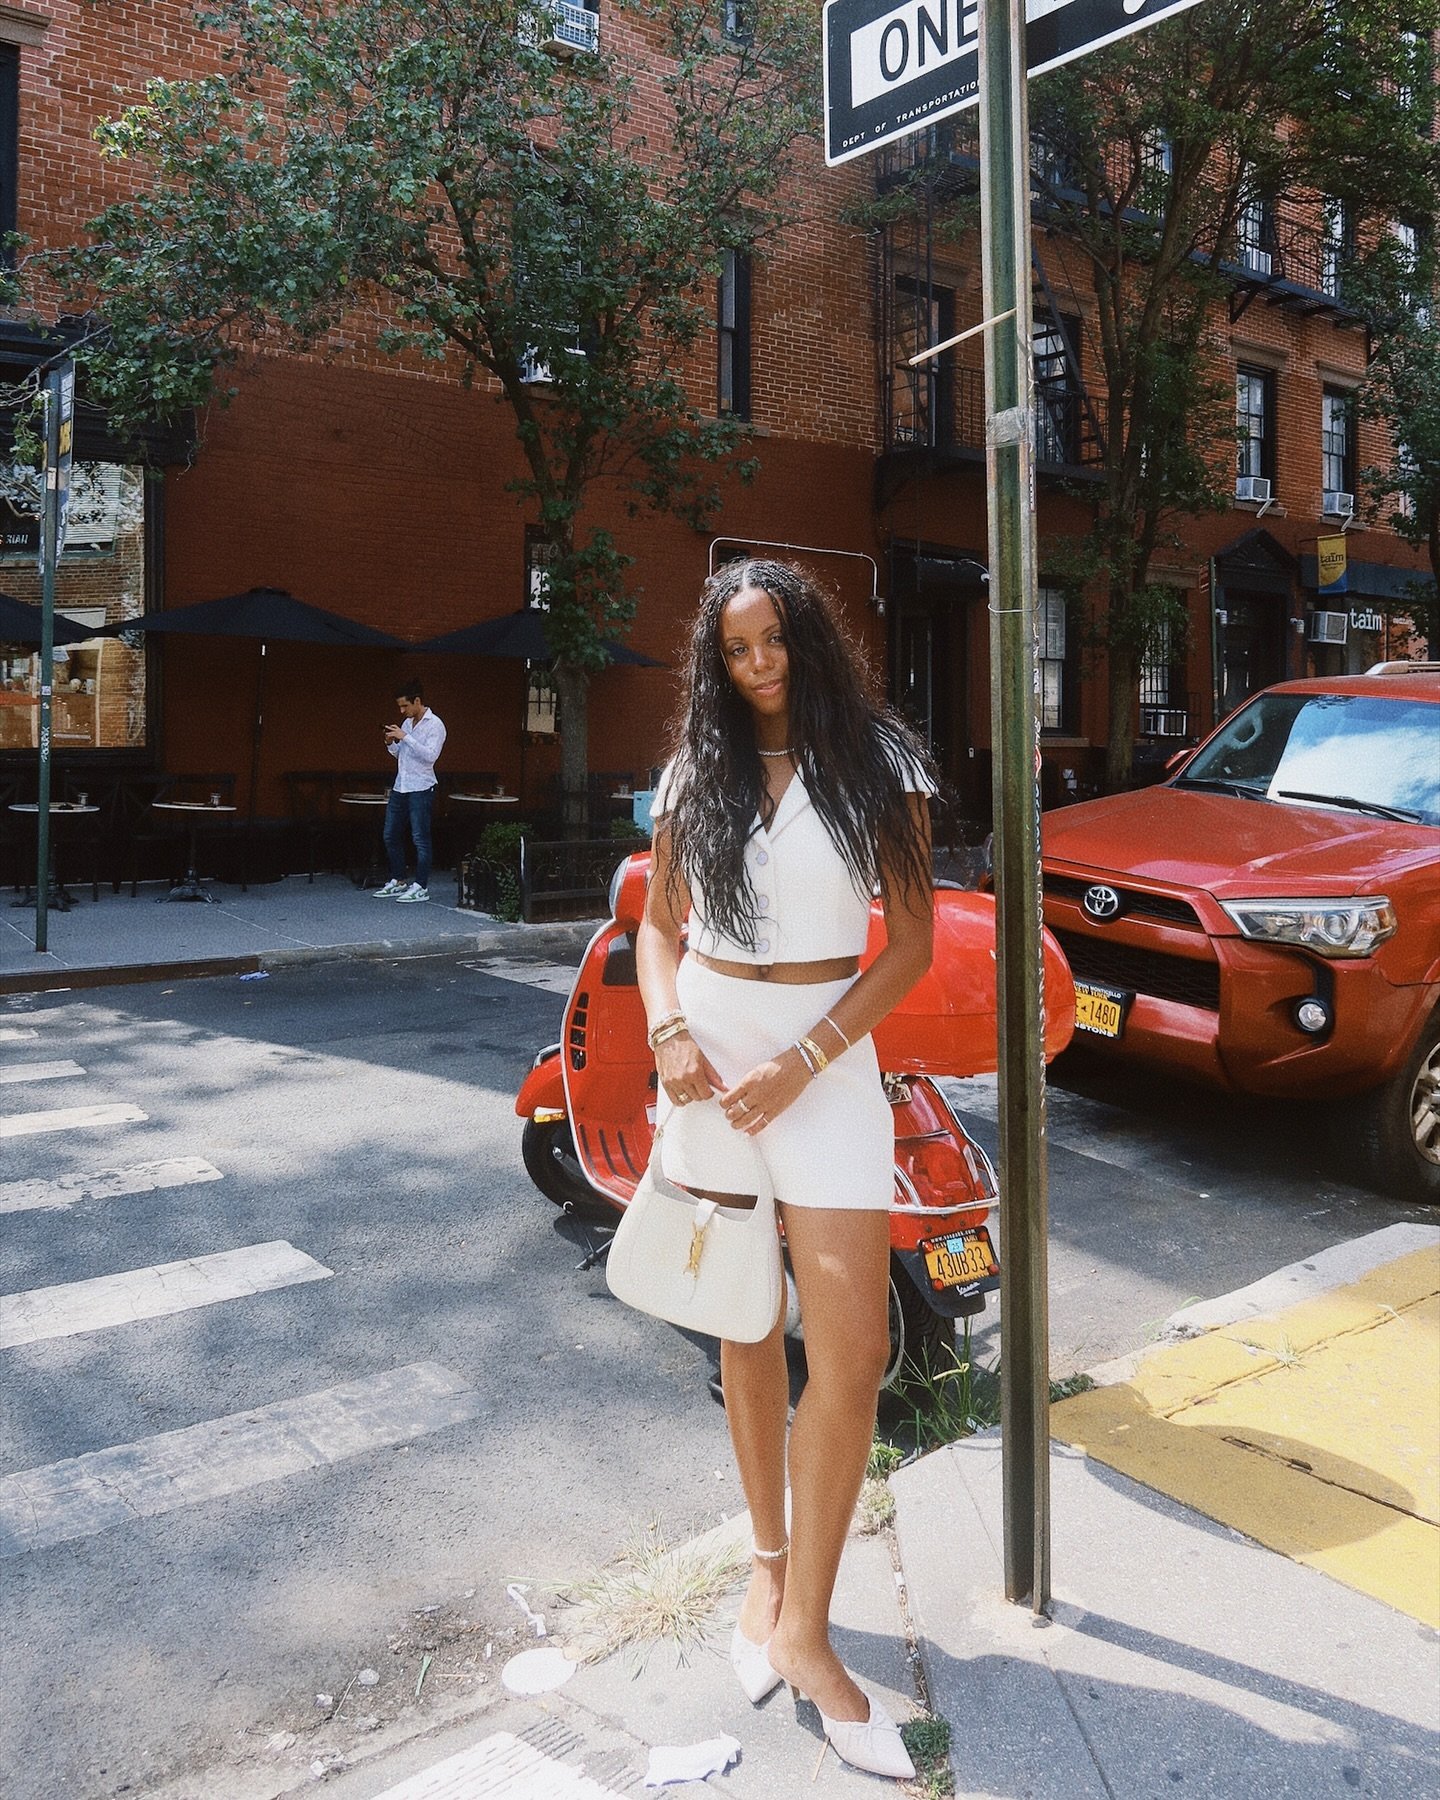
left=0, top=1157, right=224, bottom=1217
left=0, top=1103, right=146, bottom=1140
left=0, top=1241, right=332, bottom=1350
left=0, top=1060, right=86, bottom=1087
left=0, top=1027, right=40, bottom=1043
left=462, top=957, right=578, bottom=995
left=372, top=1732, right=628, bottom=1800
left=0, top=1363, right=480, bottom=1557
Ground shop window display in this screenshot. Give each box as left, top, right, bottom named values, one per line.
left=0, top=462, right=148, bottom=751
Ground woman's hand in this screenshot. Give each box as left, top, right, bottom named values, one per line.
left=720, top=1049, right=813, bottom=1135
left=656, top=1032, right=722, bottom=1109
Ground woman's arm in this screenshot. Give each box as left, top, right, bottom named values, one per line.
left=720, top=793, right=933, bottom=1133
left=635, top=819, right=723, bottom=1105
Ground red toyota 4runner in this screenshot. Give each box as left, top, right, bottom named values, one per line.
left=1041, top=666, right=1440, bottom=1202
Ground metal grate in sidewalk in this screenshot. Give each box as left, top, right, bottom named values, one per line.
left=368, top=1729, right=635, bottom=1800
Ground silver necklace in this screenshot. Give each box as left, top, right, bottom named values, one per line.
left=757, top=747, right=793, bottom=757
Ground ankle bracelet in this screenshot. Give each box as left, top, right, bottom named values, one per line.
left=752, top=1539, right=789, bottom=1561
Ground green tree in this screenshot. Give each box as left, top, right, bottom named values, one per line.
left=20, top=0, right=817, bottom=827
left=897, top=3, right=1438, bottom=784
left=1356, top=243, right=1440, bottom=651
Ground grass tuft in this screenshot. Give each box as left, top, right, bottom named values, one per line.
left=901, top=1712, right=954, bottom=1797
left=561, top=1523, right=749, bottom=1664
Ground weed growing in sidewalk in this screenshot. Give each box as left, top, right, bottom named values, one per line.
left=900, top=1712, right=954, bottom=1798
left=560, top=1524, right=749, bottom=1664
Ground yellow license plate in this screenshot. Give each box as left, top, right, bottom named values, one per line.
left=920, top=1227, right=998, bottom=1292
left=1073, top=981, right=1129, bottom=1039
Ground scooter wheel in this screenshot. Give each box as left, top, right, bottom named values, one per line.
left=521, top=1117, right=611, bottom=1217
left=880, top=1256, right=955, bottom=1409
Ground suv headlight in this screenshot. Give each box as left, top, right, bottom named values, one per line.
left=1220, top=896, right=1397, bottom=958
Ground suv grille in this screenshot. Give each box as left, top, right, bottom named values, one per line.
left=1055, top=929, right=1221, bottom=1011
left=1044, top=874, right=1204, bottom=929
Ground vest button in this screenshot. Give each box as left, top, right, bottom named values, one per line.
left=757, top=938, right=770, bottom=954
left=755, top=850, right=769, bottom=866
left=757, top=896, right=769, bottom=911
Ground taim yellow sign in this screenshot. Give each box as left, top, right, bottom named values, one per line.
left=1317, top=535, right=1348, bottom=594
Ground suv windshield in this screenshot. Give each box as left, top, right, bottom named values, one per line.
left=1176, top=692, right=1440, bottom=827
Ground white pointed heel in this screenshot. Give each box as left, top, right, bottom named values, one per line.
left=729, top=1624, right=783, bottom=1703
left=811, top=1691, right=916, bottom=1780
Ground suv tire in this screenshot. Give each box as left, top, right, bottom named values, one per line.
left=1351, top=1008, right=1440, bottom=1205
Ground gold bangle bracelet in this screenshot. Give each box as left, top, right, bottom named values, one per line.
left=797, top=1034, right=829, bottom=1074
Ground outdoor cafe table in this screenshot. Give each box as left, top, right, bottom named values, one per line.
left=8, top=802, right=100, bottom=911
left=151, top=799, right=238, bottom=903
left=338, top=790, right=390, bottom=888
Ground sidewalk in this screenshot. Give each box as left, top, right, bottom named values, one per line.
left=0, top=873, right=597, bottom=992
left=215, top=1224, right=1438, bottom=1800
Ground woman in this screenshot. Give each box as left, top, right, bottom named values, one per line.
left=635, top=559, right=935, bottom=1781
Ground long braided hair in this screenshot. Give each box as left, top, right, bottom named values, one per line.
left=663, top=559, right=934, bottom=948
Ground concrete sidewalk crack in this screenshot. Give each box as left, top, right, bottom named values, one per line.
left=1219, top=1434, right=1436, bottom=1527
left=1050, top=1661, right=1119, bottom=1800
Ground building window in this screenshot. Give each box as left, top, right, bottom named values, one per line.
left=723, top=1, right=752, bottom=43
left=524, top=532, right=558, bottom=736
left=717, top=250, right=751, bottom=421
left=0, top=44, right=17, bottom=253
left=1036, top=587, right=1070, bottom=732
left=1236, top=365, right=1274, bottom=484
left=0, top=463, right=151, bottom=752
left=1320, top=198, right=1350, bottom=299
left=890, top=276, right=953, bottom=449
left=1139, top=605, right=1188, bottom=736
left=1236, top=190, right=1276, bottom=276
left=1033, top=316, right=1082, bottom=465
left=1321, top=389, right=1355, bottom=500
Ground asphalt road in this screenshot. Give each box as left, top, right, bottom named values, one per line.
left=0, top=952, right=1427, bottom=1797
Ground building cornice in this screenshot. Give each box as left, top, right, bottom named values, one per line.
left=0, top=6, right=49, bottom=49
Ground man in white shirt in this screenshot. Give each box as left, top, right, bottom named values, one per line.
left=376, top=682, right=446, bottom=901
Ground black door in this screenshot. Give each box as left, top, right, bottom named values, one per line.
left=1219, top=591, right=1284, bottom=715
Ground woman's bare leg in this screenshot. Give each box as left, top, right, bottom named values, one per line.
left=720, top=1313, right=791, bottom=1642
left=766, top=1205, right=891, bottom=1722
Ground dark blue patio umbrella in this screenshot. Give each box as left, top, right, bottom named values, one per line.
left=0, top=590, right=99, bottom=648
left=413, top=607, right=664, bottom=665
left=106, top=587, right=408, bottom=824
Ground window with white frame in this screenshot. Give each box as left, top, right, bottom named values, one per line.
left=1236, top=190, right=1275, bottom=274
left=1036, top=587, right=1069, bottom=732
left=1321, top=198, right=1349, bottom=298
left=1236, top=366, right=1274, bottom=482
left=1321, top=389, right=1354, bottom=498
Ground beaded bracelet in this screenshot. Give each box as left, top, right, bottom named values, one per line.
left=793, top=1038, right=821, bottom=1079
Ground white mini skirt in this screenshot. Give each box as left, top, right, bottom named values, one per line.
left=655, top=956, right=895, bottom=1210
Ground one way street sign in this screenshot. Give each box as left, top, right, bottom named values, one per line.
left=823, top=0, right=1206, bottom=165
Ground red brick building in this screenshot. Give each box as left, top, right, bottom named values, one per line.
left=0, top=2, right=1432, bottom=830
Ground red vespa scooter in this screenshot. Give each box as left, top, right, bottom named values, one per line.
left=516, top=852, right=1075, bottom=1394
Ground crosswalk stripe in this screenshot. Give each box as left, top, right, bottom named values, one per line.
left=0, top=1157, right=224, bottom=1217
left=0, top=1102, right=146, bottom=1139
left=461, top=957, right=578, bottom=995
left=0, top=1060, right=86, bottom=1087
left=0, top=1027, right=40, bottom=1042
left=0, top=1362, right=481, bottom=1557
left=0, top=1241, right=332, bottom=1350
left=372, top=1732, right=628, bottom=1800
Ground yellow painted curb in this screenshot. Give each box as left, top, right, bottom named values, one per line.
left=1053, top=1246, right=1440, bottom=1628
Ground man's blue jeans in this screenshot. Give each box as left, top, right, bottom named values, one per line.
left=384, top=787, right=434, bottom=888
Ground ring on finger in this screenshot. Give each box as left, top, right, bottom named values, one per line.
left=675, top=1092, right=690, bottom=1106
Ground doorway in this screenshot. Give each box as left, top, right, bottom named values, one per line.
left=1218, top=590, right=1285, bottom=715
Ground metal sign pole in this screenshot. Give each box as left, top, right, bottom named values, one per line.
left=977, top=0, right=1051, bottom=1612
left=33, top=366, right=66, bottom=953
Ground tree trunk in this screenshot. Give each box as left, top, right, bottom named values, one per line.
left=1104, top=638, right=1138, bottom=791
left=554, top=661, right=590, bottom=839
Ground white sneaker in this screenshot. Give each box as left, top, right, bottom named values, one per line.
left=395, top=883, right=430, bottom=903
left=373, top=878, right=406, bottom=898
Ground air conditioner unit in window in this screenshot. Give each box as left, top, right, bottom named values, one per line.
left=1243, top=247, right=1273, bottom=276
left=519, top=349, right=553, bottom=384
left=1141, top=708, right=1189, bottom=738
left=522, top=0, right=598, bottom=55
left=1322, top=490, right=1355, bottom=518
left=1235, top=475, right=1271, bottom=503
left=1309, top=610, right=1349, bottom=645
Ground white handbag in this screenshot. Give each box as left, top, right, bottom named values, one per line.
left=605, top=1126, right=782, bottom=1343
